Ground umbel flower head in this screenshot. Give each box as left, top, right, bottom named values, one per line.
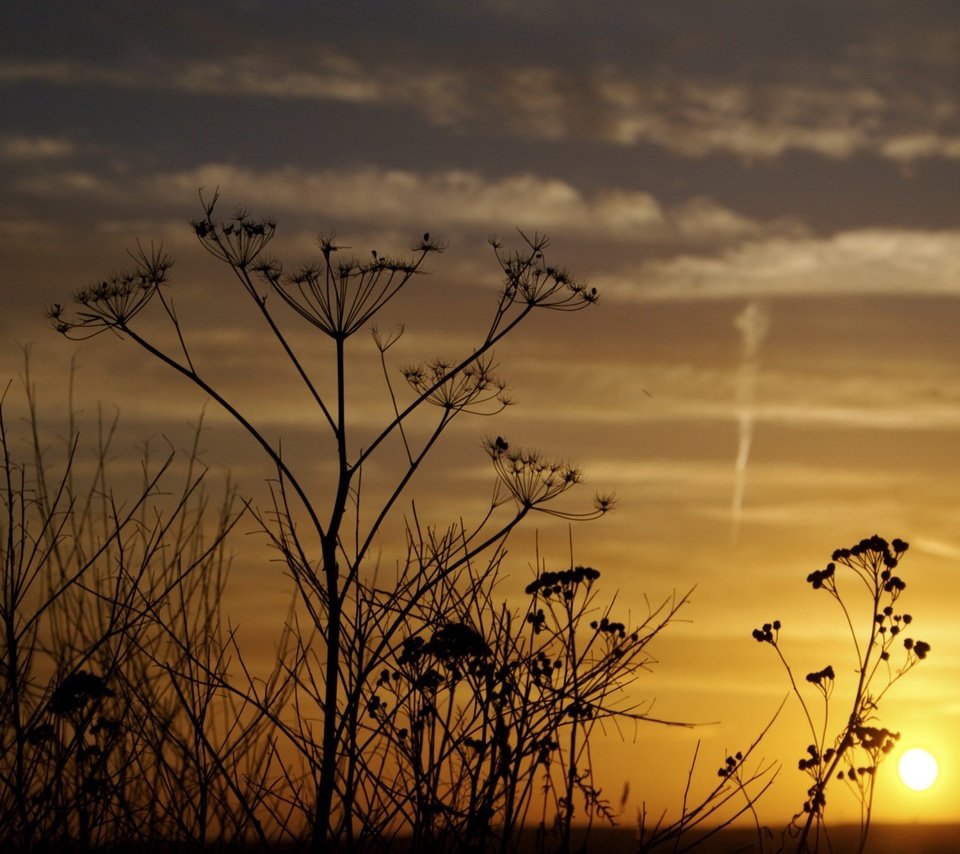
left=827, top=535, right=909, bottom=593
left=484, top=436, right=614, bottom=517
left=525, top=565, right=601, bottom=598
left=48, top=670, right=113, bottom=716
left=192, top=192, right=277, bottom=269
left=486, top=437, right=580, bottom=508
left=751, top=620, right=781, bottom=644
left=808, top=535, right=911, bottom=598
left=49, top=243, right=171, bottom=338
left=490, top=231, right=598, bottom=311
left=403, top=355, right=510, bottom=414
left=423, top=621, right=492, bottom=661
left=259, top=230, right=442, bottom=339
left=717, top=751, right=744, bottom=778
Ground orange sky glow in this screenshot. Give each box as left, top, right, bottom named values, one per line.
left=2, top=0, right=960, bottom=835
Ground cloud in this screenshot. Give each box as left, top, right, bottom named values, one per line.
left=879, top=133, right=960, bottom=164
left=0, top=218, right=58, bottom=236
left=497, top=71, right=959, bottom=164
left=4, top=47, right=960, bottom=164
left=0, top=59, right=142, bottom=89
left=583, top=458, right=905, bottom=490
left=912, top=537, right=960, bottom=562
left=0, top=134, right=74, bottom=160
left=595, top=229, right=960, bottom=301
left=592, top=77, right=880, bottom=159
left=173, top=53, right=385, bottom=104
left=506, top=355, right=960, bottom=433
left=18, top=161, right=789, bottom=246
left=153, top=165, right=645, bottom=234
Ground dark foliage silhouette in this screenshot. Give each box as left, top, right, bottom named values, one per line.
left=32, top=193, right=696, bottom=852
left=0, top=371, right=279, bottom=850
left=8, top=194, right=928, bottom=853
left=752, top=535, right=929, bottom=854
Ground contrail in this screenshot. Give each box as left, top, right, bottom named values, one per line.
left=731, top=301, right=770, bottom=544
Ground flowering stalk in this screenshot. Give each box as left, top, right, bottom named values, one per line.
left=752, top=535, right=930, bottom=854
left=48, top=194, right=614, bottom=848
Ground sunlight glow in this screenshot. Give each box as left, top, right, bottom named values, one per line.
left=898, top=748, right=939, bottom=792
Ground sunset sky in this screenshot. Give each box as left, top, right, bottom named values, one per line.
left=3, top=0, right=960, bottom=829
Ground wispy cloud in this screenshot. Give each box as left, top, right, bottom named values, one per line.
left=583, top=458, right=908, bottom=491
left=880, top=133, right=960, bottom=164
left=595, top=229, right=960, bottom=300
left=0, top=59, right=142, bottom=89
left=731, top=302, right=770, bottom=542
left=505, top=357, right=960, bottom=433
left=16, top=162, right=791, bottom=245
left=911, top=537, right=960, bottom=562
left=4, top=47, right=959, bottom=164
left=0, top=134, right=74, bottom=160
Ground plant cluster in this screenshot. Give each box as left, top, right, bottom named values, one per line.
left=6, top=192, right=932, bottom=854
left=20, top=195, right=690, bottom=852
left=0, top=377, right=284, bottom=850
left=357, top=557, right=687, bottom=854
left=752, top=535, right=930, bottom=854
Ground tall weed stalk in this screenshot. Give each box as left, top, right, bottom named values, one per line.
left=47, top=195, right=693, bottom=849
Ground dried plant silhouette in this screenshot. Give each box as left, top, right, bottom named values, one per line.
left=27, top=192, right=712, bottom=852
left=0, top=366, right=288, bottom=850
left=752, top=535, right=930, bottom=854
left=635, top=710, right=782, bottom=854
left=9, top=194, right=929, bottom=853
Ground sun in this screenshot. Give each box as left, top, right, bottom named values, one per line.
left=898, top=748, right=939, bottom=792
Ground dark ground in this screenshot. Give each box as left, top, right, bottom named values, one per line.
left=9, top=824, right=958, bottom=853
left=565, top=823, right=960, bottom=853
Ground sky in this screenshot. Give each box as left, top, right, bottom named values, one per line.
left=2, top=0, right=960, bottom=830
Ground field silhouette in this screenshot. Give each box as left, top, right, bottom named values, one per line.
left=0, top=201, right=934, bottom=853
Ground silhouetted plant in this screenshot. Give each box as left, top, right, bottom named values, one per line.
left=28, top=185, right=941, bottom=853
left=357, top=541, right=690, bottom=854
left=0, top=373, right=279, bottom=851
left=46, top=191, right=694, bottom=851
left=635, top=711, right=782, bottom=854
left=752, top=535, right=929, bottom=854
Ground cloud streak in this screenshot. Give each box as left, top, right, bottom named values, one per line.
left=504, top=357, right=960, bottom=433
left=731, top=302, right=770, bottom=542
left=4, top=48, right=960, bottom=164
left=594, top=229, right=960, bottom=301
left=0, top=134, right=74, bottom=160
left=15, top=161, right=791, bottom=245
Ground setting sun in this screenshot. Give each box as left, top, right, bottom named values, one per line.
left=898, top=748, right=939, bottom=792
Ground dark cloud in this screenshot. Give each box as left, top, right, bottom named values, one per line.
left=7, top=2, right=959, bottom=74
left=5, top=2, right=960, bottom=158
